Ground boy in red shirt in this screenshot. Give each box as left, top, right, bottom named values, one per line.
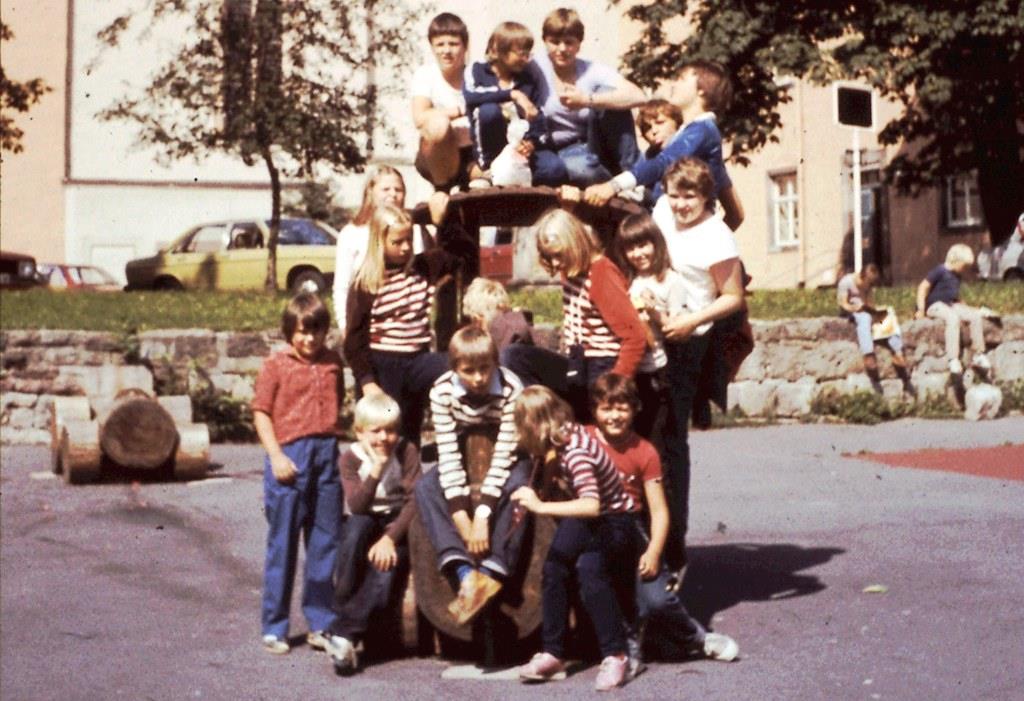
left=252, top=293, right=344, bottom=654
left=588, top=373, right=738, bottom=676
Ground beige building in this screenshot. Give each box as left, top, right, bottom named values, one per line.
left=1, top=1, right=993, bottom=287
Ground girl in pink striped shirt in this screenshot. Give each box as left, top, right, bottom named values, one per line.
left=511, top=386, right=640, bottom=691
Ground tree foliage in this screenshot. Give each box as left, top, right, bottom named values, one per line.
left=618, top=0, right=1024, bottom=245
left=95, top=0, right=425, bottom=289
left=1, top=22, right=53, bottom=154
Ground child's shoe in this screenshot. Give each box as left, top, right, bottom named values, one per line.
left=306, top=630, right=329, bottom=651
left=518, top=651, right=567, bottom=682
left=626, top=631, right=646, bottom=680
left=327, top=635, right=358, bottom=675
left=971, top=352, right=992, bottom=371
left=594, top=654, right=628, bottom=691
left=948, top=358, right=964, bottom=375
left=702, top=632, right=739, bottom=662
left=448, top=570, right=503, bottom=625
left=261, top=634, right=289, bottom=654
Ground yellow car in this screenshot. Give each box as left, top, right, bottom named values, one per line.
left=125, top=218, right=338, bottom=293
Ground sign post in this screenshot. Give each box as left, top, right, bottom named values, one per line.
left=833, top=83, right=875, bottom=273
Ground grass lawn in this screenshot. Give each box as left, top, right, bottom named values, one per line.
left=1, top=281, right=1021, bottom=332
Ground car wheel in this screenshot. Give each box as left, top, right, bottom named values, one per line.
left=1003, top=268, right=1023, bottom=282
left=291, top=269, right=326, bottom=295
left=153, top=276, right=184, bottom=291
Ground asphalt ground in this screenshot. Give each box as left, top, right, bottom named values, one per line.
left=2, top=417, right=1022, bottom=700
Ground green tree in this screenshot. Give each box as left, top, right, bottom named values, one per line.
left=618, top=0, right=1024, bottom=245
left=1, top=22, right=53, bottom=154
left=96, top=0, right=424, bottom=290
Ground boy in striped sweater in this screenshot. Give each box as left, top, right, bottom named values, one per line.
left=414, top=326, right=531, bottom=624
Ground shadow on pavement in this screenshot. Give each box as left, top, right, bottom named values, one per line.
left=682, top=541, right=844, bottom=627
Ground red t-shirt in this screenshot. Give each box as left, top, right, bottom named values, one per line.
left=251, top=347, right=344, bottom=445
left=585, top=425, right=661, bottom=513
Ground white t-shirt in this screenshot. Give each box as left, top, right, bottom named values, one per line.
left=629, top=270, right=687, bottom=371
left=652, top=195, right=739, bottom=336
left=532, top=52, right=621, bottom=149
left=333, top=222, right=428, bottom=336
left=411, top=62, right=471, bottom=148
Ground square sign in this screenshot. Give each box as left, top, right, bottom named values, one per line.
left=833, top=83, right=874, bottom=129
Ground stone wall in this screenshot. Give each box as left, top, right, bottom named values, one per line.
left=2, top=316, right=1021, bottom=444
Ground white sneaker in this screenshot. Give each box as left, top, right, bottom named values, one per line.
left=948, top=358, right=964, bottom=375
left=972, top=353, right=991, bottom=371
left=327, top=635, right=358, bottom=675
left=702, top=632, right=739, bottom=662
left=261, top=634, right=289, bottom=654
left=306, top=630, right=329, bottom=651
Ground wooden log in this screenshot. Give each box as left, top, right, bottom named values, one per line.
left=409, top=427, right=553, bottom=649
left=61, top=420, right=102, bottom=484
left=157, top=395, right=194, bottom=424
left=99, top=396, right=178, bottom=470
left=50, top=397, right=92, bottom=475
left=172, top=423, right=210, bottom=480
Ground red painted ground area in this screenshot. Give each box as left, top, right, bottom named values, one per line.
left=854, top=444, right=1024, bottom=481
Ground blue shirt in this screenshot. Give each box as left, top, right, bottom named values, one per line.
left=629, top=114, right=732, bottom=200
left=925, top=264, right=962, bottom=308
left=463, top=60, right=548, bottom=160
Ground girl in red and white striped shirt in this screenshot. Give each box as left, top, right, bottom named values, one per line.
left=511, top=386, right=640, bottom=691
left=534, top=208, right=646, bottom=423
left=343, top=204, right=458, bottom=443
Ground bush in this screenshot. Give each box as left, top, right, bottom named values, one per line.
left=998, top=379, right=1024, bottom=414
left=810, top=389, right=917, bottom=425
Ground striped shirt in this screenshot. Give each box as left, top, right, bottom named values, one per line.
left=561, top=257, right=647, bottom=377
left=429, top=367, right=523, bottom=514
left=369, top=267, right=434, bottom=353
left=557, top=424, right=633, bottom=515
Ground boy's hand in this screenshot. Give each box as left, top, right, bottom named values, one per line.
left=583, top=182, right=615, bottom=206
left=468, top=512, right=490, bottom=556
left=511, top=486, right=542, bottom=513
left=515, top=139, right=535, bottom=158
left=269, top=451, right=298, bottom=485
left=363, top=382, right=385, bottom=397
left=558, top=185, right=582, bottom=204
left=368, top=534, right=398, bottom=572
left=509, top=89, right=539, bottom=120
left=638, top=547, right=660, bottom=580
left=558, top=85, right=588, bottom=110
left=452, top=510, right=474, bottom=546
left=428, top=191, right=450, bottom=226
left=663, top=312, right=700, bottom=341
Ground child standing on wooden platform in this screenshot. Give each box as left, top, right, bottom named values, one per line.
left=326, top=393, right=420, bottom=675
left=252, top=293, right=344, bottom=655
left=414, top=326, right=531, bottom=625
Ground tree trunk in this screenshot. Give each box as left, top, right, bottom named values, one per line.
left=263, top=145, right=281, bottom=292
left=99, top=396, right=179, bottom=470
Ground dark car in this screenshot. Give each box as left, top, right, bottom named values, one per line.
left=0, top=251, right=45, bottom=289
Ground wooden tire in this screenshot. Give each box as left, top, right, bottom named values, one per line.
left=50, top=397, right=91, bottom=475
left=61, top=420, right=102, bottom=484
left=99, top=396, right=178, bottom=470
left=172, top=423, right=210, bottom=480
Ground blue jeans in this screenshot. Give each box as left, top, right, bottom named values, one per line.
left=330, top=513, right=410, bottom=644
left=500, top=344, right=568, bottom=395
left=261, top=435, right=342, bottom=637
left=636, top=557, right=706, bottom=655
left=541, top=512, right=640, bottom=659
left=555, top=106, right=640, bottom=186
left=846, top=310, right=904, bottom=356
left=414, top=457, right=532, bottom=577
left=661, top=334, right=711, bottom=570
left=370, top=350, right=449, bottom=445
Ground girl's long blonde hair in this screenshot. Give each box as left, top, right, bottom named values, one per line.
left=352, top=165, right=406, bottom=226
left=514, top=385, right=574, bottom=457
left=535, top=208, right=600, bottom=279
left=352, top=204, right=413, bottom=294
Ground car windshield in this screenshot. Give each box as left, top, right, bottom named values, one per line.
left=273, top=219, right=337, bottom=246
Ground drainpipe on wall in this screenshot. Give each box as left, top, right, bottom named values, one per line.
left=797, top=78, right=807, bottom=287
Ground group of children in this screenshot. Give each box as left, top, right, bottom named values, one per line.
left=251, top=5, right=754, bottom=692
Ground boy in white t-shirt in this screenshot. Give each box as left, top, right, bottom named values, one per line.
left=412, top=13, right=473, bottom=192
left=650, top=157, right=746, bottom=576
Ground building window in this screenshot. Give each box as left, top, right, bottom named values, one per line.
left=943, top=173, right=983, bottom=229
left=769, top=171, right=799, bottom=249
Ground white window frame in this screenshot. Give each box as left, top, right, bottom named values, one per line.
left=769, top=171, right=799, bottom=250
left=943, top=173, right=983, bottom=229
